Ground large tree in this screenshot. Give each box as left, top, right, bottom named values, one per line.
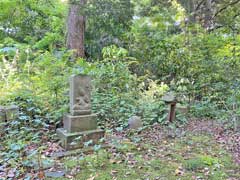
left=66, top=0, right=86, bottom=58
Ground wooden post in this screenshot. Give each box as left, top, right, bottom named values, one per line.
left=168, top=102, right=177, bottom=123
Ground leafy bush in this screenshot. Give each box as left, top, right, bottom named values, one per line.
left=91, top=46, right=169, bottom=127
left=184, top=155, right=220, bottom=171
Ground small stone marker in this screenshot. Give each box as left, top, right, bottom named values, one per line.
left=0, top=107, right=5, bottom=131
left=0, top=105, right=19, bottom=131
left=128, top=116, right=142, bottom=129
left=57, top=74, right=104, bottom=150
left=5, top=105, right=19, bottom=121
left=162, top=92, right=177, bottom=123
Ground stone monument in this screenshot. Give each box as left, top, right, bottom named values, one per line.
left=57, top=74, right=104, bottom=150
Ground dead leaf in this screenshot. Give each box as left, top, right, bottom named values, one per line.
left=87, top=175, right=95, bottom=180
left=175, top=167, right=184, bottom=176
left=38, top=170, right=45, bottom=179
left=111, top=170, right=118, bottom=175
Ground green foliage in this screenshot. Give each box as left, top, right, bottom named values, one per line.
left=0, top=0, right=66, bottom=42
left=84, top=0, right=133, bottom=58
left=184, top=155, right=220, bottom=171
left=1, top=0, right=240, bottom=127
left=91, top=46, right=169, bottom=127
left=1, top=1, right=240, bottom=178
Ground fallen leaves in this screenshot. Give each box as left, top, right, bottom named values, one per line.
left=175, top=166, right=184, bottom=176
left=37, top=170, right=45, bottom=179
left=87, top=173, right=99, bottom=180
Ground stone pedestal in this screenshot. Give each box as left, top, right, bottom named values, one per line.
left=57, top=74, right=104, bottom=150
left=57, top=128, right=104, bottom=150
left=64, top=114, right=98, bottom=132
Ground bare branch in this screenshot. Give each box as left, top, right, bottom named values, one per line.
left=194, top=0, right=205, bottom=11
left=213, top=0, right=240, bottom=18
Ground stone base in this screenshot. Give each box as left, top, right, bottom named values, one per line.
left=71, top=109, right=91, bottom=116
left=56, top=128, right=105, bottom=150
left=64, top=114, right=97, bottom=132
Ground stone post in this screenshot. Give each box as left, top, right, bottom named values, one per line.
left=162, top=92, right=177, bottom=123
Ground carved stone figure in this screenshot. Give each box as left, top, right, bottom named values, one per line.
left=70, top=75, right=91, bottom=115
left=73, top=87, right=91, bottom=111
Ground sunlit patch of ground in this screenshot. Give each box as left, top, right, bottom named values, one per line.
left=48, top=120, right=240, bottom=180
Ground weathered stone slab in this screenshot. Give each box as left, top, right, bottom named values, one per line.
left=69, top=75, right=92, bottom=116
left=176, top=104, right=189, bottom=115
left=64, top=114, right=97, bottom=133
left=0, top=105, right=19, bottom=130
left=0, top=107, right=5, bottom=131
left=5, top=105, right=19, bottom=121
left=56, top=128, right=105, bottom=150
left=0, top=108, right=6, bottom=121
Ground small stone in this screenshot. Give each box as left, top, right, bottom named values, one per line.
left=128, top=116, right=142, bottom=129
left=45, top=170, right=65, bottom=178
left=162, top=92, right=177, bottom=103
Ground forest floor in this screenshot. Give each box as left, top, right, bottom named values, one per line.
left=1, top=119, right=240, bottom=180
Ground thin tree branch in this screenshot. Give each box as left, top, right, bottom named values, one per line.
left=194, top=0, right=205, bottom=11
left=213, top=0, right=240, bottom=18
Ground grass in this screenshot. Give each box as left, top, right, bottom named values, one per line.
left=46, top=133, right=240, bottom=180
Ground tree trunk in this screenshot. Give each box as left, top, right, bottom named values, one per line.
left=203, top=0, right=213, bottom=29
left=66, top=1, right=86, bottom=58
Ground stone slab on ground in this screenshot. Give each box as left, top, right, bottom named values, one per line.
left=51, top=144, right=111, bottom=158
left=63, top=114, right=97, bottom=133
left=56, top=128, right=104, bottom=150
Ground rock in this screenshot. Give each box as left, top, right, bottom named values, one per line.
left=162, top=92, right=177, bottom=103
left=0, top=106, right=6, bottom=122
left=176, top=105, right=189, bottom=115
left=0, top=105, right=19, bottom=131
left=128, top=116, right=142, bottom=129
left=5, top=105, right=19, bottom=121
left=45, top=170, right=65, bottom=178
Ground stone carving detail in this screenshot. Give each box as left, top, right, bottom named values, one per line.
left=70, top=75, right=91, bottom=115
left=73, top=87, right=91, bottom=111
